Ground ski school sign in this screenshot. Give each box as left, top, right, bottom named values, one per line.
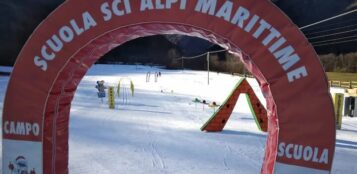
left=35, top=0, right=307, bottom=83
left=2, top=0, right=335, bottom=174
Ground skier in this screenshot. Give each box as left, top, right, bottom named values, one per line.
left=155, top=72, right=158, bottom=82
left=146, top=72, right=151, bottom=82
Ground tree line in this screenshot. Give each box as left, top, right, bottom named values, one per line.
left=319, top=52, right=357, bottom=73
left=103, top=51, right=357, bottom=74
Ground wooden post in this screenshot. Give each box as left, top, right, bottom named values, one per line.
left=108, top=86, right=115, bottom=109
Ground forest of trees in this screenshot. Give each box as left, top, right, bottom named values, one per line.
left=320, top=52, right=357, bottom=73
left=100, top=43, right=357, bottom=74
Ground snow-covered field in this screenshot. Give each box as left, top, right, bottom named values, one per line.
left=1, top=64, right=357, bottom=174
left=0, top=66, right=12, bottom=73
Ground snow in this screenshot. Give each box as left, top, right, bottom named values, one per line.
left=1, top=64, right=357, bottom=174
left=0, top=66, right=12, bottom=73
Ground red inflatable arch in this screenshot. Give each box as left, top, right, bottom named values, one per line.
left=2, top=0, right=335, bottom=174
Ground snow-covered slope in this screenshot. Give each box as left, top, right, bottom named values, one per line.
left=1, top=64, right=356, bottom=174
left=0, top=66, right=12, bottom=73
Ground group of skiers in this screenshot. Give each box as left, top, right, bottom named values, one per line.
left=146, top=71, right=162, bottom=82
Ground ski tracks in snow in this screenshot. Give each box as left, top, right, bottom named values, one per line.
left=142, top=123, right=168, bottom=173
left=223, top=143, right=232, bottom=170
left=150, top=139, right=167, bottom=170
left=221, top=140, right=261, bottom=172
